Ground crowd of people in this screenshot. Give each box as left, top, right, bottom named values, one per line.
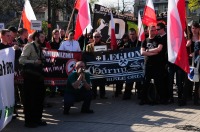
left=0, top=21, right=200, bottom=128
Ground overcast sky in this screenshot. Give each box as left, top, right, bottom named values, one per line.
left=97, top=0, right=135, bottom=12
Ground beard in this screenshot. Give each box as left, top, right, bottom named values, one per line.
left=37, top=39, right=44, bottom=45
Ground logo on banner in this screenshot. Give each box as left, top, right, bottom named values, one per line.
left=96, top=18, right=108, bottom=34
left=66, top=59, right=77, bottom=75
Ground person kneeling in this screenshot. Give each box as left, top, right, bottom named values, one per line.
left=64, top=61, right=94, bottom=114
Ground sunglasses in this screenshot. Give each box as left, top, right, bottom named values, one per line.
left=156, top=28, right=161, bottom=31
left=93, top=36, right=100, bottom=38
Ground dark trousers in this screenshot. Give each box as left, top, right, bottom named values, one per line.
left=141, top=64, right=164, bottom=102
left=91, top=79, right=106, bottom=98
left=115, top=81, right=124, bottom=95
left=23, top=73, right=45, bottom=124
left=64, top=90, right=93, bottom=111
left=168, top=63, right=185, bottom=101
left=184, top=74, right=199, bottom=103
left=123, top=82, right=134, bottom=98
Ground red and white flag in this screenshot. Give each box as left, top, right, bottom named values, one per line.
left=110, top=12, right=117, bottom=50
left=138, top=12, right=145, bottom=41
left=74, top=0, right=92, bottom=40
left=167, top=0, right=189, bottom=73
left=22, top=0, right=36, bottom=34
left=142, top=0, right=157, bottom=26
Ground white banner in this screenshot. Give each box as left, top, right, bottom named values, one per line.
left=0, top=48, right=15, bottom=131
left=31, top=20, right=42, bottom=30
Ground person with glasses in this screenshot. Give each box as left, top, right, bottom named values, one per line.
left=140, top=25, right=164, bottom=105
left=156, top=23, right=169, bottom=104
left=59, top=31, right=81, bottom=51
left=86, top=32, right=108, bottom=99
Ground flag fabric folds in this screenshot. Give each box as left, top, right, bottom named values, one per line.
left=74, top=0, right=93, bottom=40
left=142, top=0, right=157, bottom=26
left=167, top=0, right=189, bottom=73
left=22, top=0, right=36, bottom=34
left=110, top=12, right=117, bottom=50
left=138, top=12, right=145, bottom=41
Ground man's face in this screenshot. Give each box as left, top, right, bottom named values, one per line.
left=93, top=33, right=101, bottom=43
left=60, top=30, right=65, bottom=37
left=76, top=62, right=86, bottom=74
left=10, top=31, right=17, bottom=41
left=156, top=26, right=162, bottom=35
left=149, top=26, right=157, bottom=37
left=2, top=32, right=11, bottom=43
left=22, top=31, right=28, bottom=39
left=68, top=33, right=74, bottom=40
left=129, top=31, right=136, bottom=40
left=37, top=33, right=45, bottom=44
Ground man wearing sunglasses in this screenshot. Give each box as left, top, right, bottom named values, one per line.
left=86, top=32, right=107, bottom=99
left=156, top=23, right=169, bottom=104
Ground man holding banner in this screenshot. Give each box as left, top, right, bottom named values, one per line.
left=0, top=29, right=15, bottom=131
left=86, top=32, right=108, bottom=99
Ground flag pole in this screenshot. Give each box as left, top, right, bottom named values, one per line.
left=66, top=0, right=78, bottom=32
left=83, top=28, right=87, bottom=52
left=185, top=12, right=190, bottom=40
left=18, top=15, right=22, bottom=30
left=66, top=8, right=75, bottom=32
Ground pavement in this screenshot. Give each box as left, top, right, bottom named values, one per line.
left=2, top=86, right=200, bottom=132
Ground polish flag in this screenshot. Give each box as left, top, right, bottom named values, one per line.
left=74, top=0, right=92, bottom=40
left=138, top=12, right=145, bottom=41
left=167, top=0, right=189, bottom=73
left=142, top=0, right=157, bottom=26
left=110, top=12, right=117, bottom=50
left=22, top=0, right=36, bottom=34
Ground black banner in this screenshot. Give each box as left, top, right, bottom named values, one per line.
left=93, top=4, right=138, bottom=43
left=83, top=48, right=144, bottom=83
left=15, top=49, right=82, bottom=86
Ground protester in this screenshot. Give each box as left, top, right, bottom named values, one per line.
left=140, top=25, right=164, bottom=105
left=48, top=29, right=63, bottom=97
left=0, top=29, right=11, bottom=49
left=59, top=31, right=81, bottom=51
left=184, top=22, right=200, bottom=105
left=122, top=28, right=142, bottom=100
left=86, top=32, right=108, bottom=99
left=59, top=28, right=66, bottom=41
left=156, top=22, right=168, bottom=104
left=19, top=31, right=47, bottom=128
left=28, top=33, right=33, bottom=43
left=115, top=34, right=129, bottom=97
left=63, top=61, right=93, bottom=114
left=8, top=26, right=18, bottom=46
left=50, top=29, right=62, bottom=50
left=16, top=28, right=28, bottom=47
left=78, top=33, right=91, bottom=51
